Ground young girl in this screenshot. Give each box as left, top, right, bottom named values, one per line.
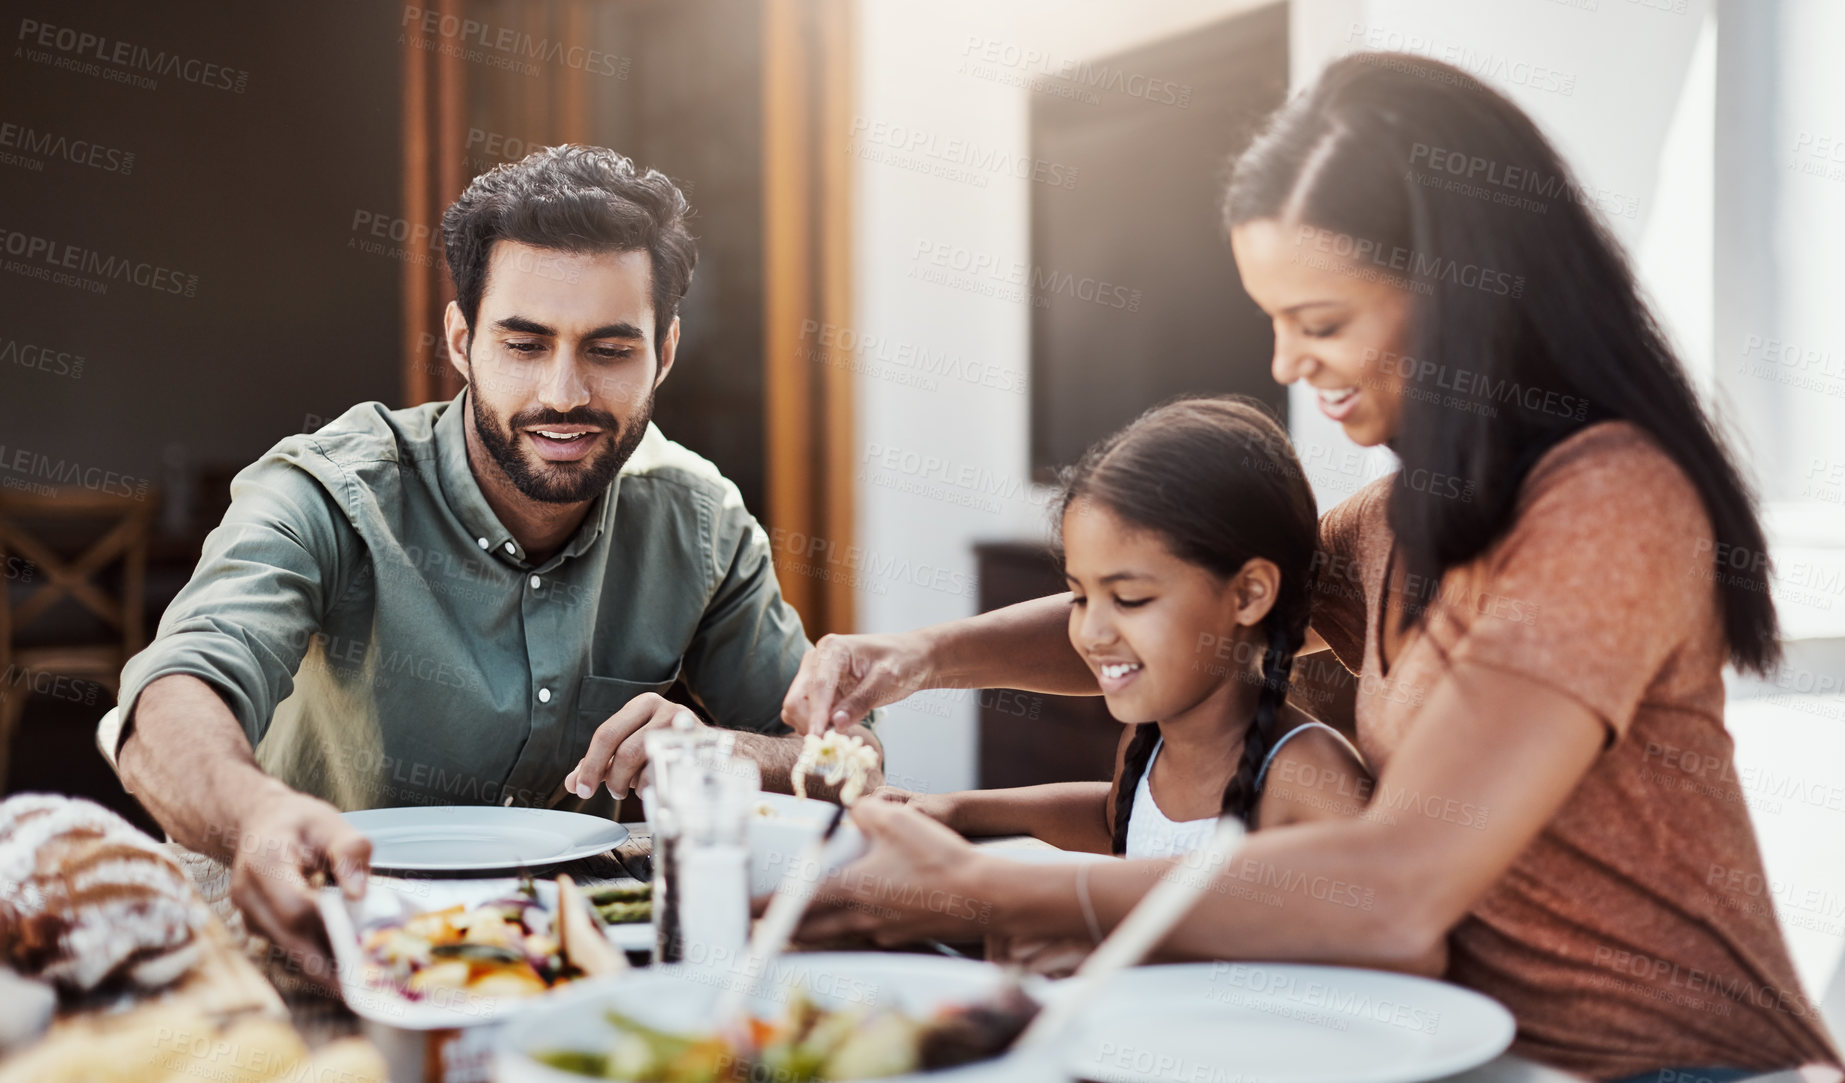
left=894, top=396, right=1371, bottom=856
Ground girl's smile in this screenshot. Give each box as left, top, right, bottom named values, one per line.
left=1061, top=498, right=1266, bottom=730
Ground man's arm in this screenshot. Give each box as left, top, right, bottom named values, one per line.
left=109, top=456, right=367, bottom=988
left=565, top=490, right=882, bottom=800
left=119, top=675, right=370, bottom=985
left=563, top=691, right=881, bottom=799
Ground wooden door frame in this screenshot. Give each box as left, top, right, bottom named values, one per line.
left=763, top=0, right=857, bottom=638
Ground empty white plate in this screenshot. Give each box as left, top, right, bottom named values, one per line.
left=343, top=805, right=630, bottom=872
left=1057, top=962, right=1515, bottom=1083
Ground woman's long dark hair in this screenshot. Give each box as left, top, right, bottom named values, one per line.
left=1226, top=52, right=1779, bottom=672
left=1055, top=396, right=1319, bottom=851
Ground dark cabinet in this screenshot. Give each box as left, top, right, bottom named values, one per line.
left=973, top=542, right=1120, bottom=789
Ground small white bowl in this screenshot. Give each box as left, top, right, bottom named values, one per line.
left=744, top=791, right=867, bottom=897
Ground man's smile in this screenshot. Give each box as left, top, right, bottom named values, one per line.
left=525, top=426, right=605, bottom=462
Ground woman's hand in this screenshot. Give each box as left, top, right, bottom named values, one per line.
left=796, top=799, right=999, bottom=946
left=780, top=632, right=935, bottom=734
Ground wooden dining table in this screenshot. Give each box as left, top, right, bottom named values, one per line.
left=70, top=824, right=1596, bottom=1083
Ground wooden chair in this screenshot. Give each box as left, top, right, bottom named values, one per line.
left=0, top=487, right=157, bottom=791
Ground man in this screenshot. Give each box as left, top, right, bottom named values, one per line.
left=105, top=145, right=877, bottom=978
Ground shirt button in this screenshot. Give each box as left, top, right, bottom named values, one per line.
left=502, top=794, right=515, bottom=807
left=529, top=575, right=541, bottom=590
left=504, top=541, right=517, bottom=555
left=537, top=687, right=552, bottom=703
left=476, top=537, right=489, bottom=550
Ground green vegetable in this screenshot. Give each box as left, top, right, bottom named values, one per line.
left=534, top=1049, right=607, bottom=1076
left=602, top=1009, right=697, bottom=1065
left=587, top=883, right=652, bottom=906
left=429, top=942, right=524, bottom=965
left=596, top=900, right=653, bottom=925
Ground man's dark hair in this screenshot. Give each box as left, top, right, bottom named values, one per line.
left=441, top=144, right=697, bottom=356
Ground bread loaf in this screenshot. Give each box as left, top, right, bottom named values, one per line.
left=0, top=794, right=206, bottom=993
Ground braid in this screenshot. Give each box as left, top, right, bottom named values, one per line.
left=1218, top=625, right=1288, bottom=827
left=1221, top=563, right=1315, bottom=828
left=1110, top=723, right=1161, bottom=855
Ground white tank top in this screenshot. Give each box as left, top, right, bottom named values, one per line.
left=1123, top=722, right=1354, bottom=860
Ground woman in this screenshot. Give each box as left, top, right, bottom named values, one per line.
left=781, top=53, right=1840, bottom=1081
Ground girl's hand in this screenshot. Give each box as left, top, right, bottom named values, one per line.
left=987, top=933, right=1092, bottom=978
left=866, top=786, right=961, bottom=831
left=781, top=632, right=935, bottom=734
left=795, top=799, right=998, bottom=946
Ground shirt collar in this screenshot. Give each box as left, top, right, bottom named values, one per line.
left=432, top=390, right=619, bottom=570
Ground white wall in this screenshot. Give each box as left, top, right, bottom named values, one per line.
left=851, top=0, right=1273, bottom=793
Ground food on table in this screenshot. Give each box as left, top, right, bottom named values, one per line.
left=588, top=882, right=654, bottom=925
left=792, top=732, right=880, bottom=804
left=559, top=876, right=630, bottom=978
left=0, top=1002, right=388, bottom=1083
left=0, top=794, right=207, bottom=993
left=361, top=876, right=635, bottom=1000
left=535, top=984, right=1040, bottom=1081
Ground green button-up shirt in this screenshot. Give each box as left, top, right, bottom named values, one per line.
left=108, top=394, right=810, bottom=814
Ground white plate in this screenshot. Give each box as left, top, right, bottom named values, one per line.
left=344, top=806, right=629, bottom=872
left=1056, top=962, right=1514, bottom=1083
left=601, top=920, right=652, bottom=953
left=495, top=952, right=1062, bottom=1083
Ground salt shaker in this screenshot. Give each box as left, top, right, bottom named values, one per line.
left=642, top=713, right=740, bottom=965
left=668, top=752, right=759, bottom=980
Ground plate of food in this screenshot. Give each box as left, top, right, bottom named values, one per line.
left=342, top=805, right=629, bottom=872
left=320, top=875, right=643, bottom=1023
left=494, top=952, right=1062, bottom=1083
left=321, top=875, right=647, bottom=1083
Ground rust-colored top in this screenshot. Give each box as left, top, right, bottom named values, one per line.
left=1313, top=422, right=1839, bottom=1080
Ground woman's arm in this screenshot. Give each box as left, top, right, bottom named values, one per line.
left=802, top=661, right=1603, bottom=974
left=1249, top=723, right=1448, bottom=976
left=780, top=594, right=1097, bottom=733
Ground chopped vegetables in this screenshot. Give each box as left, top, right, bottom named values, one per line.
left=535, top=985, right=1039, bottom=1081
left=362, top=878, right=642, bottom=1001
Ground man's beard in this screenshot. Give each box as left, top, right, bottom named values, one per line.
left=471, top=387, right=653, bottom=505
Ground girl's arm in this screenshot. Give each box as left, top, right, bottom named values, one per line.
left=903, top=724, right=1132, bottom=854
left=1252, top=720, right=1449, bottom=976
left=921, top=783, right=1115, bottom=854
left=1253, top=720, right=1372, bottom=830
left=780, top=595, right=1096, bottom=734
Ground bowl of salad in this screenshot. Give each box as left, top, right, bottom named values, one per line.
left=493, top=952, right=1063, bottom=1083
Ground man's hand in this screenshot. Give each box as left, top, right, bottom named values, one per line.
left=780, top=632, right=934, bottom=735
left=117, top=675, right=371, bottom=993
left=225, top=788, right=371, bottom=991
left=565, top=692, right=697, bottom=800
